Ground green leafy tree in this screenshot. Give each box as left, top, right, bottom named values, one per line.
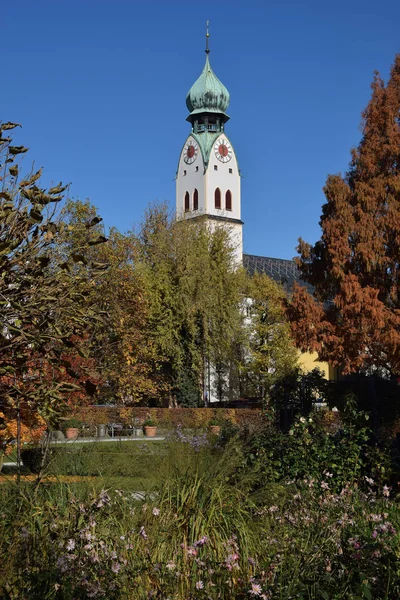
left=135, top=205, right=246, bottom=405
left=241, top=273, right=299, bottom=403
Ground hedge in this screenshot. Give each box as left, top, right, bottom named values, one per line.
left=71, top=407, right=262, bottom=429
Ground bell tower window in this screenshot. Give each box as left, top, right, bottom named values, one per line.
left=184, top=192, right=190, bottom=212
left=215, top=188, right=221, bottom=209
left=225, top=190, right=232, bottom=211
left=193, top=189, right=198, bottom=211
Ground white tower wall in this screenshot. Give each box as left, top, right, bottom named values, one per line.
left=176, top=133, right=243, bottom=263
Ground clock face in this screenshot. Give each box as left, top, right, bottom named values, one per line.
left=183, top=140, right=199, bottom=164
left=214, top=139, right=232, bottom=163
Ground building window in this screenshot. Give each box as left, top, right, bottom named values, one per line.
left=214, top=165, right=218, bottom=171
left=215, top=188, right=221, bottom=209
left=225, top=190, right=232, bottom=211
left=184, top=191, right=190, bottom=212
left=193, top=188, right=198, bottom=211
left=229, top=168, right=233, bottom=174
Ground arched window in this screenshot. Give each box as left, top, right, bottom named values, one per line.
left=225, top=190, right=232, bottom=211
left=184, top=191, right=190, bottom=212
left=214, top=187, right=221, bottom=209
left=193, top=189, right=198, bottom=211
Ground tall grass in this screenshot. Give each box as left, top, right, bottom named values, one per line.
left=1, top=430, right=400, bottom=599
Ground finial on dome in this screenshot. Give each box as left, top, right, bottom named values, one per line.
left=205, top=20, right=210, bottom=54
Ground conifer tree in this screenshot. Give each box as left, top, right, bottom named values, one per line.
left=288, top=55, right=400, bottom=376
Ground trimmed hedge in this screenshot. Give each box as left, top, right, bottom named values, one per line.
left=73, top=407, right=262, bottom=429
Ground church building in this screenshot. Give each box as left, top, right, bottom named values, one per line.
left=175, top=29, right=334, bottom=395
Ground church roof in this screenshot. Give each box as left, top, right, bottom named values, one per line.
left=243, top=253, right=314, bottom=294
left=186, top=55, right=230, bottom=117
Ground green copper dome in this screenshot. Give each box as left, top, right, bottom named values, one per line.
left=186, top=55, right=230, bottom=116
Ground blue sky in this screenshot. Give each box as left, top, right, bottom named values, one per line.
left=3, top=0, right=400, bottom=259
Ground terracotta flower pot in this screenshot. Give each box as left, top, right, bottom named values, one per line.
left=209, top=425, right=221, bottom=435
left=144, top=426, right=157, bottom=437
left=65, top=427, right=79, bottom=440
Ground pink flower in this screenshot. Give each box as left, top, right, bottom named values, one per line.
left=152, top=507, right=160, bottom=516
left=383, top=485, right=390, bottom=497
left=195, top=580, right=204, bottom=590
left=111, top=562, right=121, bottom=573
left=249, top=582, right=262, bottom=595
left=139, top=526, right=147, bottom=539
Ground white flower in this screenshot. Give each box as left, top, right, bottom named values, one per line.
left=152, top=507, right=160, bottom=516
left=249, top=582, right=262, bottom=595
left=299, top=417, right=306, bottom=423
left=365, top=476, right=374, bottom=486
left=195, top=580, right=204, bottom=590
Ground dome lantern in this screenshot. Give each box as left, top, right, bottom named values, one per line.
left=185, top=54, right=230, bottom=119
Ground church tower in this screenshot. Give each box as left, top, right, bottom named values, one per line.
left=176, top=26, right=243, bottom=263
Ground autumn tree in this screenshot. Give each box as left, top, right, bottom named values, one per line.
left=57, top=199, right=161, bottom=405
left=288, top=55, right=400, bottom=377
left=240, top=273, right=299, bottom=403
left=0, top=122, right=107, bottom=459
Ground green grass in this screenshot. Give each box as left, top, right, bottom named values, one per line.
left=47, top=440, right=168, bottom=478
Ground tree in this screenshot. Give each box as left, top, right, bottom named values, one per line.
left=0, top=122, right=107, bottom=456
left=57, top=199, right=161, bottom=405
left=241, top=273, right=299, bottom=403
left=135, top=205, right=246, bottom=405
left=288, top=55, right=400, bottom=377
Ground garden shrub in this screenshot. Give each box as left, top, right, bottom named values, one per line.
left=234, top=400, right=394, bottom=493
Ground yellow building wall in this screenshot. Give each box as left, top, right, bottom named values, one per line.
left=297, top=351, right=337, bottom=380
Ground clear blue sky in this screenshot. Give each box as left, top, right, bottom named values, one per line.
left=3, top=0, right=400, bottom=259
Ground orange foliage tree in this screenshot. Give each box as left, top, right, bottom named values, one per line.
left=288, top=55, right=400, bottom=377
left=0, top=410, right=46, bottom=456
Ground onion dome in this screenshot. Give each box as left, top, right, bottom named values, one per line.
left=186, top=55, right=230, bottom=117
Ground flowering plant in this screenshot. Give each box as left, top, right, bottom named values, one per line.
left=142, top=416, right=157, bottom=428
